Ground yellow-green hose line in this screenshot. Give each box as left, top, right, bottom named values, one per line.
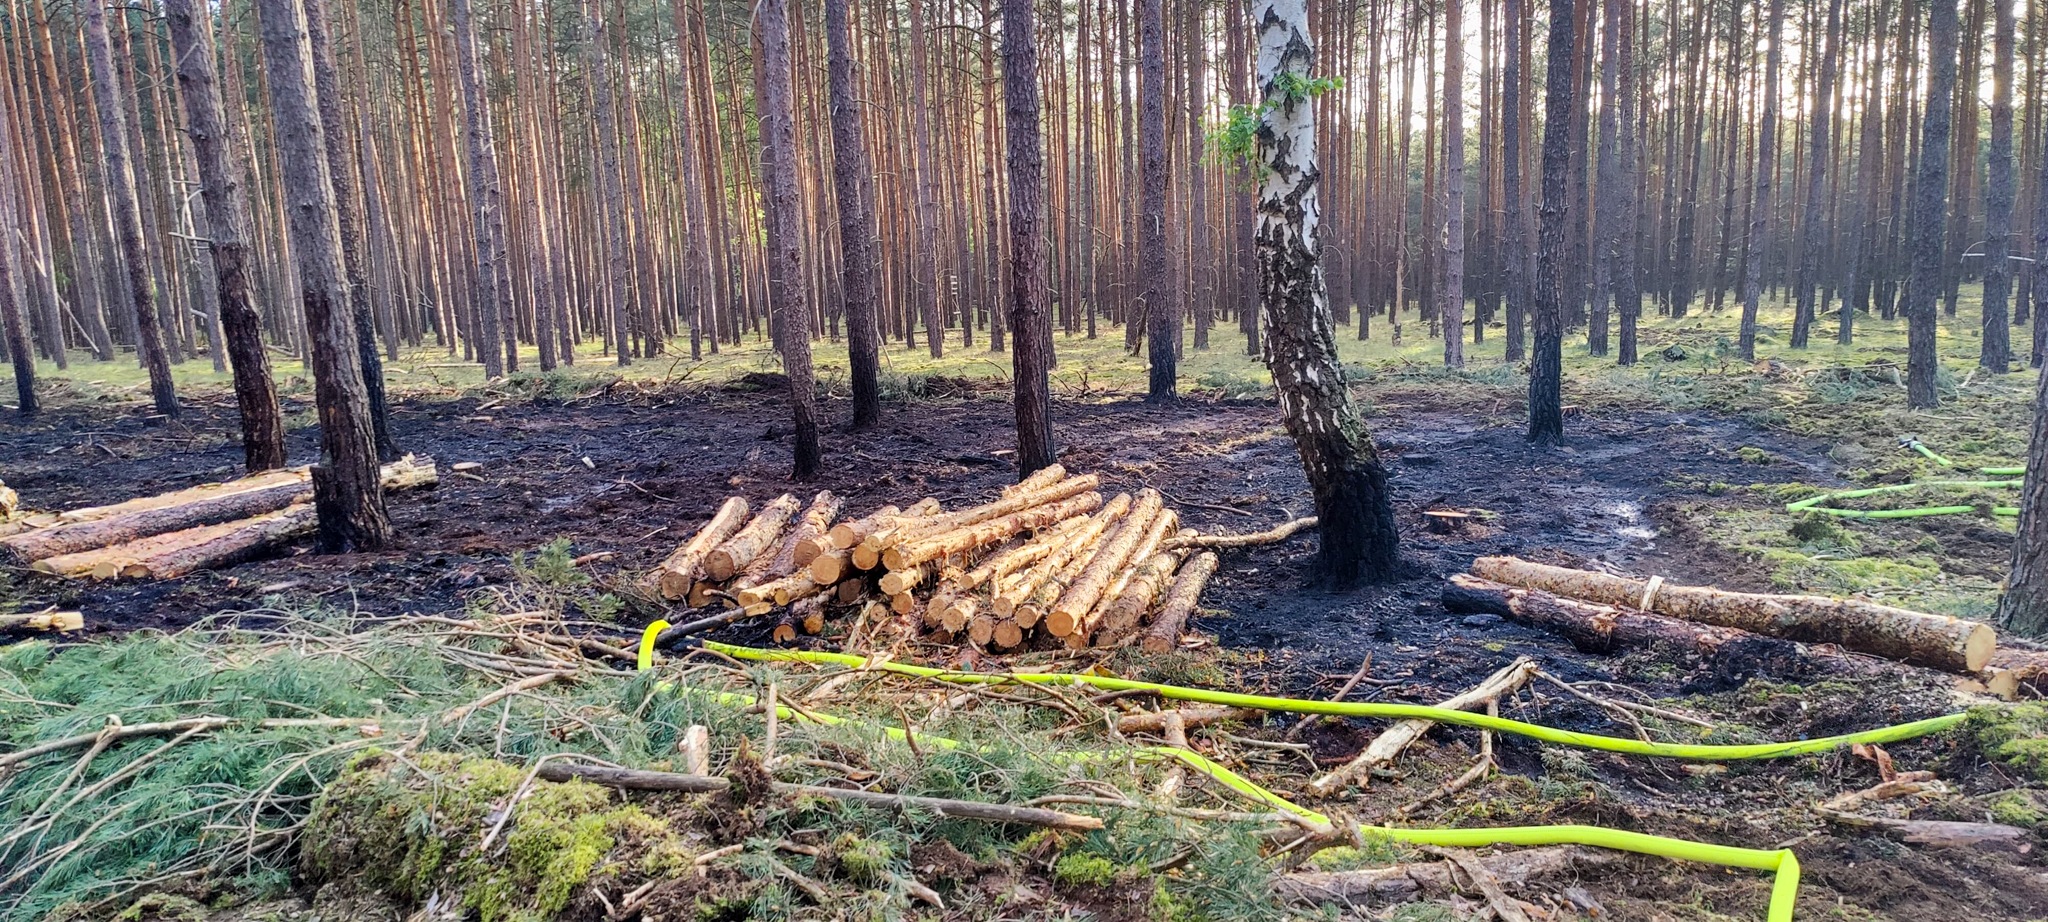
left=637, top=624, right=1815, bottom=921
left=692, top=640, right=1968, bottom=760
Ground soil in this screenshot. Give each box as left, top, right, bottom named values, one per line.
left=2, top=380, right=2041, bottom=921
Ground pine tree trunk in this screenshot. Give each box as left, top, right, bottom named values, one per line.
left=1187, top=0, right=1211, bottom=351
left=1441, top=0, right=1466, bottom=367
left=27, top=0, right=114, bottom=361
left=254, top=0, right=390, bottom=551
left=586, top=3, right=634, bottom=366
left=2002, top=353, right=2048, bottom=634
left=1740, top=0, right=1786, bottom=361
left=1139, top=0, right=1175, bottom=399
left=1906, top=0, right=1957, bottom=409
left=1502, top=0, right=1528, bottom=364
left=1981, top=0, right=2015, bottom=372
left=1004, top=0, right=1056, bottom=474
left=825, top=0, right=882, bottom=428
left=81, top=0, right=179, bottom=418
left=1611, top=0, right=1641, bottom=365
left=1791, top=0, right=1843, bottom=349
left=164, top=0, right=288, bottom=470
left=1254, top=0, right=1400, bottom=586
left=449, top=0, right=512, bottom=378
left=0, top=75, right=33, bottom=415
left=1529, top=0, right=1577, bottom=444
left=754, top=0, right=822, bottom=480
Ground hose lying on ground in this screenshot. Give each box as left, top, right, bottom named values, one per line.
left=1785, top=479, right=2021, bottom=519
left=636, top=625, right=1973, bottom=922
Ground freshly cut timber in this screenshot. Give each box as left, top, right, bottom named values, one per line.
left=0, top=456, right=437, bottom=565
left=1307, top=657, right=1538, bottom=796
left=994, top=494, right=1132, bottom=617
left=735, top=492, right=842, bottom=597
left=37, top=505, right=320, bottom=580
left=5, top=467, right=307, bottom=536
left=1047, top=490, right=1166, bottom=636
left=1, top=609, right=84, bottom=638
left=990, top=618, right=1025, bottom=649
left=888, top=474, right=1102, bottom=549
left=1470, top=556, right=1997, bottom=673
left=1165, top=516, right=1318, bottom=550
left=952, top=516, right=1090, bottom=592
left=0, top=480, right=17, bottom=520
left=828, top=504, right=900, bottom=550
left=704, top=494, right=802, bottom=581
left=852, top=498, right=949, bottom=568
left=1090, top=533, right=1192, bottom=647
left=1976, top=649, right=2048, bottom=700
left=649, top=496, right=750, bottom=600
left=1065, top=511, right=1179, bottom=643
left=881, top=491, right=1105, bottom=571
left=1140, top=552, right=1219, bottom=654
left=1442, top=575, right=1806, bottom=662
left=773, top=492, right=841, bottom=570
left=1003, top=464, right=1067, bottom=497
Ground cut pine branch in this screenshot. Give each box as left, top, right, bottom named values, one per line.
left=1470, top=556, right=1996, bottom=673
left=649, top=496, right=749, bottom=600
left=1164, top=516, right=1318, bottom=550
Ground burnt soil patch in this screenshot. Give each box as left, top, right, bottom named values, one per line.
left=2, top=383, right=2042, bottom=921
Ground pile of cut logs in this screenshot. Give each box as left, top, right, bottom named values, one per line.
left=645, top=465, right=1220, bottom=652
left=0, top=457, right=438, bottom=581
left=1446, top=556, right=2048, bottom=699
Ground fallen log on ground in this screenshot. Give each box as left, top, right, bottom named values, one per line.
left=705, top=494, right=802, bottom=581
left=1165, top=516, right=1318, bottom=550
left=1443, top=575, right=1808, bottom=662
left=1046, top=491, right=1166, bottom=636
left=0, top=610, right=84, bottom=638
left=35, top=504, right=320, bottom=580
left=1140, top=552, right=1219, bottom=654
left=1115, top=706, right=1260, bottom=735
left=1275, top=845, right=1619, bottom=904
left=1975, top=648, right=2048, bottom=700
left=1, top=456, right=437, bottom=564
left=1470, top=556, right=1996, bottom=673
left=535, top=762, right=1103, bottom=830
left=649, top=496, right=750, bottom=601
left=994, top=494, right=1132, bottom=617
left=3, top=467, right=307, bottom=537
left=1308, top=657, right=1537, bottom=796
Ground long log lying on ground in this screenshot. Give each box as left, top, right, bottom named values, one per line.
left=704, top=494, right=801, bottom=581
left=1045, top=490, right=1166, bottom=635
left=889, top=474, right=1102, bottom=551
left=1469, top=556, right=1996, bottom=673
left=1443, top=575, right=1808, bottom=663
left=36, top=504, right=320, bottom=580
left=1307, top=657, right=1537, bottom=796
left=1165, top=516, right=1318, bottom=551
left=649, top=496, right=750, bottom=600
left=1091, top=536, right=1192, bottom=648
left=535, top=763, right=1103, bottom=830
left=0, top=456, right=437, bottom=564
left=5, top=468, right=308, bottom=536
left=1139, top=552, right=1219, bottom=654
left=1065, top=510, right=1179, bottom=643
left=1275, top=846, right=1619, bottom=904
left=0, top=610, right=84, bottom=638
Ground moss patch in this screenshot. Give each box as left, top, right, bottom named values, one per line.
left=1967, top=705, right=2048, bottom=782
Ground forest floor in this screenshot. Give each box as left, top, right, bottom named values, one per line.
left=2, top=300, right=2046, bottom=921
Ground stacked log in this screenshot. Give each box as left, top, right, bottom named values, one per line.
left=18, top=458, right=440, bottom=581
left=650, top=471, right=1226, bottom=653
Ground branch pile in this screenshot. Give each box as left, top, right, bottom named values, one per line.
left=1, top=456, right=438, bottom=581
left=642, top=465, right=1223, bottom=651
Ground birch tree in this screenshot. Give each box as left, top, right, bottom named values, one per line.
left=1252, top=0, right=1400, bottom=584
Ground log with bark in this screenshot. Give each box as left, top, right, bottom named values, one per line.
left=1090, top=535, right=1192, bottom=648
left=535, top=762, right=1103, bottom=829
left=649, top=496, right=750, bottom=601
left=993, top=494, right=1133, bottom=617
left=1045, top=490, right=1167, bottom=636
left=881, top=491, right=1105, bottom=571
left=0, top=610, right=85, bottom=639
left=1139, top=551, right=1219, bottom=654
left=704, top=493, right=802, bottom=581
left=1064, top=510, right=1179, bottom=644
left=1470, top=556, right=1996, bottom=673
left=733, top=492, right=841, bottom=600
left=1, top=456, right=436, bottom=564
left=886, top=474, right=1101, bottom=552
left=1442, top=575, right=1808, bottom=665
left=36, top=504, right=320, bottom=580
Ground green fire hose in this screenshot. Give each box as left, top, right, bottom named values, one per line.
left=636, top=625, right=1973, bottom=922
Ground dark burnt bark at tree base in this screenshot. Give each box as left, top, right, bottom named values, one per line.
left=1254, top=0, right=1400, bottom=588
left=825, top=0, right=881, bottom=430
left=1906, top=0, right=1957, bottom=409
left=756, top=0, right=821, bottom=481
left=1528, top=0, right=1575, bottom=445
